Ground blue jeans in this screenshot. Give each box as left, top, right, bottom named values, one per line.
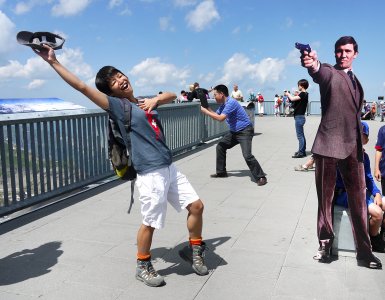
left=294, top=115, right=306, bottom=155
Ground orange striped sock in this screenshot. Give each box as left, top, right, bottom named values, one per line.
left=137, top=253, right=151, bottom=261
left=189, top=237, right=202, bottom=246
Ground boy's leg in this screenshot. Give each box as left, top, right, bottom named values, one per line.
left=136, top=225, right=165, bottom=287
left=135, top=169, right=170, bottom=287
left=186, top=200, right=203, bottom=239
left=368, top=203, right=383, bottom=237
left=368, top=203, right=385, bottom=253
left=380, top=198, right=385, bottom=242
left=167, top=165, right=208, bottom=276
left=137, top=224, right=154, bottom=257
left=184, top=200, right=208, bottom=275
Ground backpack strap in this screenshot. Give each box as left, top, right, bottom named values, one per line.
left=108, top=98, right=133, bottom=157
left=122, top=98, right=132, bottom=131
left=115, top=99, right=132, bottom=150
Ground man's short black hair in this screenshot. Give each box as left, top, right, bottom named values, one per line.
left=95, top=66, right=124, bottom=95
left=214, top=84, right=229, bottom=97
left=335, top=36, right=358, bottom=53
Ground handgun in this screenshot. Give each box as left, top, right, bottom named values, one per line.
left=295, top=42, right=311, bottom=53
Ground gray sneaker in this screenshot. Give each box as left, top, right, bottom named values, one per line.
left=179, top=242, right=209, bottom=276
left=136, top=260, right=165, bottom=287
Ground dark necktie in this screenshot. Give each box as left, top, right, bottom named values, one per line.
left=347, top=70, right=356, bottom=90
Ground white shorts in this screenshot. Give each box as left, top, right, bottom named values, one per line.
left=135, top=163, right=199, bottom=229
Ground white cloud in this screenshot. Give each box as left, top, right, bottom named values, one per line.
left=108, top=0, right=123, bottom=9
left=286, top=48, right=300, bottom=65
left=58, top=48, right=93, bottom=78
left=256, top=57, right=285, bottom=83
left=186, top=0, right=220, bottom=32
left=174, top=0, right=197, bottom=7
left=119, top=7, right=132, bottom=16
left=0, top=48, right=93, bottom=82
left=52, top=0, right=92, bottom=17
left=13, top=0, right=52, bottom=15
left=107, top=0, right=131, bottom=15
left=0, top=11, right=16, bottom=55
left=219, top=53, right=285, bottom=85
left=285, top=17, right=293, bottom=28
left=159, top=17, right=175, bottom=31
left=130, top=57, right=190, bottom=90
left=0, top=60, right=29, bottom=80
left=198, top=72, right=215, bottom=86
left=232, top=26, right=240, bottom=34
left=27, top=79, right=46, bottom=89
left=14, top=2, right=31, bottom=14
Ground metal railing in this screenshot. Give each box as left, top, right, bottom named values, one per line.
left=256, top=101, right=322, bottom=115
left=1, top=99, right=324, bottom=216
left=0, top=102, right=228, bottom=216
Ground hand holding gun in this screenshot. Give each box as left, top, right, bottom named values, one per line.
left=295, top=42, right=312, bottom=53
left=295, top=42, right=318, bottom=72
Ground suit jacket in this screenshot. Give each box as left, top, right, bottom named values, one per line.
left=310, top=63, right=364, bottom=162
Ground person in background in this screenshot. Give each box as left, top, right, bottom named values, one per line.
left=178, top=90, right=188, bottom=103
left=283, top=91, right=290, bottom=116
left=374, top=124, right=385, bottom=243
left=294, top=155, right=315, bottom=171
left=187, top=84, right=195, bottom=102
left=380, top=101, right=385, bottom=122
left=200, top=84, right=267, bottom=186
left=285, top=79, right=309, bottom=158
left=273, top=94, right=280, bottom=117
left=370, top=102, right=376, bottom=120
left=231, top=84, right=243, bottom=102
left=361, top=100, right=371, bottom=120
left=187, top=82, right=210, bottom=108
left=335, top=122, right=385, bottom=252
left=257, top=92, right=264, bottom=117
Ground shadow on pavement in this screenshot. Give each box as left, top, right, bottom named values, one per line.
left=0, top=241, right=63, bottom=285
left=151, top=236, right=231, bottom=276
left=226, top=170, right=253, bottom=179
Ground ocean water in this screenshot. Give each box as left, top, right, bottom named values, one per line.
left=0, top=98, right=85, bottom=114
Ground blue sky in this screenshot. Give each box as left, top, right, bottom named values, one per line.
left=0, top=0, right=384, bottom=108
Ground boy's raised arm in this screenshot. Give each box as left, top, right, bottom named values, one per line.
left=34, top=45, right=109, bottom=110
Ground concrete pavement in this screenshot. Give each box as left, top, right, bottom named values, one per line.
left=0, top=116, right=384, bottom=299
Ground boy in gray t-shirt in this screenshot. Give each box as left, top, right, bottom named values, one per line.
left=34, top=45, right=208, bottom=287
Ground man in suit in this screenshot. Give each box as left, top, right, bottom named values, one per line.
left=301, top=36, right=382, bottom=269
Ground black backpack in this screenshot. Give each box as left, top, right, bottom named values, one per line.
left=107, top=100, right=137, bottom=181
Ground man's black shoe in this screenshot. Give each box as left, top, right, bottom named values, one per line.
left=210, top=172, right=228, bottom=178
left=292, top=153, right=306, bottom=158
left=370, top=234, right=385, bottom=253
left=256, top=177, right=267, bottom=186
left=357, top=254, right=382, bottom=269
